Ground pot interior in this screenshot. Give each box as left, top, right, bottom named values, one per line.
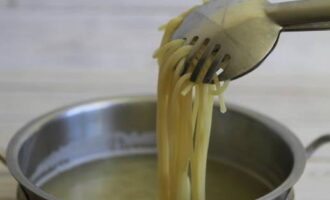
left=41, top=154, right=272, bottom=200
left=14, top=98, right=298, bottom=200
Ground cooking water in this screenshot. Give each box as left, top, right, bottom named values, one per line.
left=42, top=155, right=271, bottom=200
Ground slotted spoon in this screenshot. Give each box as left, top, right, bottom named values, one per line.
left=171, top=0, right=330, bottom=82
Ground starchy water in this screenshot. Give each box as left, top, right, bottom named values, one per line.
left=42, top=155, right=271, bottom=200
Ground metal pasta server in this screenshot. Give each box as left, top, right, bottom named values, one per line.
left=0, top=96, right=329, bottom=200
left=171, top=0, right=330, bottom=81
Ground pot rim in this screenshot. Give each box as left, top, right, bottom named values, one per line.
left=6, top=95, right=306, bottom=200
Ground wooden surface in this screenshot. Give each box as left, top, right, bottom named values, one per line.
left=0, top=0, right=330, bottom=199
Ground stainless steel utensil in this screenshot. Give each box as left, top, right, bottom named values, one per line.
left=171, top=0, right=330, bottom=82
left=0, top=96, right=329, bottom=200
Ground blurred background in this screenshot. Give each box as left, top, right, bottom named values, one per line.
left=0, top=0, right=330, bottom=199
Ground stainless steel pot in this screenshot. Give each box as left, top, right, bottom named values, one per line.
left=0, top=96, right=329, bottom=200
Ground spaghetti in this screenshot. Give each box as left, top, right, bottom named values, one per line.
left=153, top=3, right=230, bottom=200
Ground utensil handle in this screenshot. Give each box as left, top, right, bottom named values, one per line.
left=279, top=134, right=330, bottom=200
left=0, top=148, right=6, bottom=165
left=265, top=0, right=330, bottom=31
left=306, top=134, right=330, bottom=159
left=0, top=148, right=31, bottom=200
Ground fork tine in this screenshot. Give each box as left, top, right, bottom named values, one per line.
left=203, top=52, right=227, bottom=83
left=181, top=37, right=204, bottom=74
left=190, top=42, right=214, bottom=82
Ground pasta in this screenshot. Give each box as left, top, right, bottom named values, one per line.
left=153, top=3, right=230, bottom=200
